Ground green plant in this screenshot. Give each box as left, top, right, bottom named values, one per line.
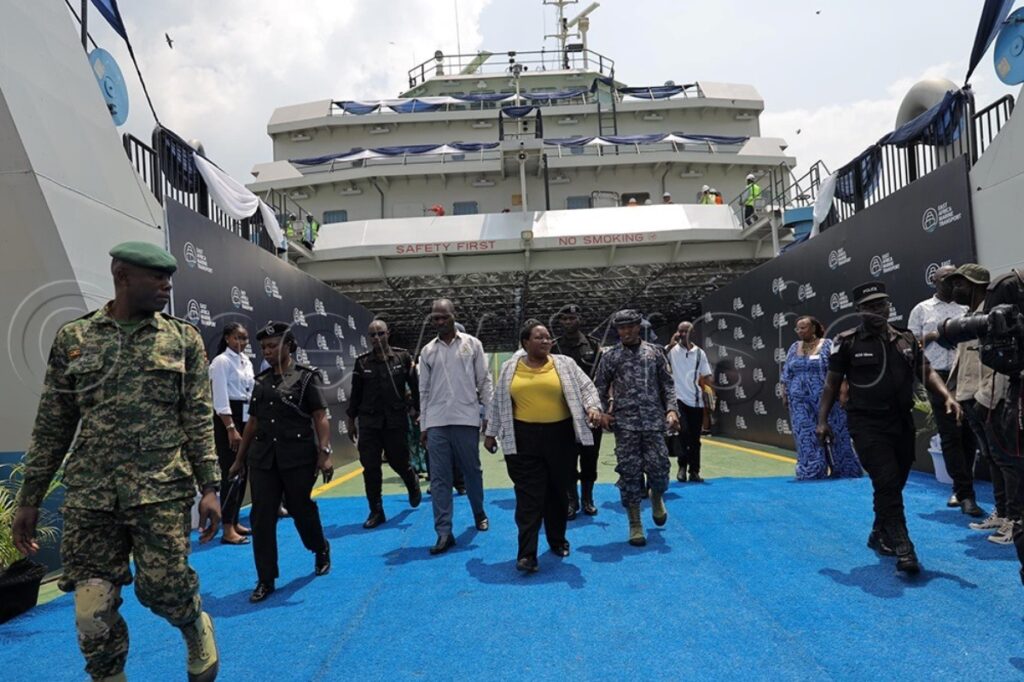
left=0, top=463, right=62, bottom=570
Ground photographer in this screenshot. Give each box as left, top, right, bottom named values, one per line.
left=817, top=282, right=962, bottom=575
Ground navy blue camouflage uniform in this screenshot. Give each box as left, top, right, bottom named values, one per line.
left=594, top=340, right=678, bottom=505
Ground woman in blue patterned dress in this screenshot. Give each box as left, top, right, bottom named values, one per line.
left=781, top=316, right=862, bottom=480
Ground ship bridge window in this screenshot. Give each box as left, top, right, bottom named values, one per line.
left=566, top=195, right=592, bottom=210
left=453, top=201, right=479, bottom=215
left=323, top=210, right=348, bottom=223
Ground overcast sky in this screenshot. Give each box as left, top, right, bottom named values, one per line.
left=84, top=0, right=1022, bottom=183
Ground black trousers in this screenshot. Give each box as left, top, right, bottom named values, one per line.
left=669, top=401, right=705, bottom=475
left=506, top=419, right=575, bottom=561
left=213, top=400, right=247, bottom=525
left=358, top=424, right=417, bottom=510
left=964, top=399, right=1007, bottom=517
left=249, top=460, right=327, bottom=584
left=568, top=428, right=602, bottom=506
left=929, top=370, right=977, bottom=501
left=981, top=402, right=1024, bottom=521
left=849, top=415, right=915, bottom=528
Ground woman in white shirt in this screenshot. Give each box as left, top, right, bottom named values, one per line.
left=209, top=322, right=256, bottom=544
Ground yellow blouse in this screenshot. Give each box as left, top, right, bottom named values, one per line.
left=510, top=357, right=571, bottom=423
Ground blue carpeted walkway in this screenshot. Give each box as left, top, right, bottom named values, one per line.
left=2, top=473, right=1023, bottom=680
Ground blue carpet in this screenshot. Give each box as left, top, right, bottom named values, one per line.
left=2, top=473, right=1023, bottom=681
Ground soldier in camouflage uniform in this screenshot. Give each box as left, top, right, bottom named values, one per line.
left=594, top=309, right=680, bottom=546
left=11, top=242, right=221, bottom=682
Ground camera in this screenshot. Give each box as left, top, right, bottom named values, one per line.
left=938, top=304, right=1024, bottom=374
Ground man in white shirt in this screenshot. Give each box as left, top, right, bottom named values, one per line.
left=667, top=321, right=713, bottom=483
left=907, top=265, right=979, bottom=515
left=418, top=299, right=494, bottom=555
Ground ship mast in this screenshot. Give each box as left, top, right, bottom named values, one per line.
left=543, top=1, right=599, bottom=70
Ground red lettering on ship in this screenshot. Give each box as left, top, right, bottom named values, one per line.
left=581, top=233, right=653, bottom=245
left=394, top=240, right=496, bottom=255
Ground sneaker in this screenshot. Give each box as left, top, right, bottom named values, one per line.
left=987, top=519, right=1015, bottom=545
left=970, top=511, right=1005, bottom=531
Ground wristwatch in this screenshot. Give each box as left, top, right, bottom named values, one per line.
left=320, top=445, right=333, bottom=456
left=226, top=423, right=237, bottom=430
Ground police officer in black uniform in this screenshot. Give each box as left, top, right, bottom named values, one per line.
left=346, top=319, right=423, bottom=529
left=230, top=322, right=333, bottom=603
left=551, top=304, right=604, bottom=518
left=817, top=282, right=962, bottom=574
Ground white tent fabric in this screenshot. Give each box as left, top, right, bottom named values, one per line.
left=810, top=172, right=838, bottom=238
left=193, top=152, right=284, bottom=246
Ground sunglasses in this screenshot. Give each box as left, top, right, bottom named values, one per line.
left=368, top=331, right=387, bottom=338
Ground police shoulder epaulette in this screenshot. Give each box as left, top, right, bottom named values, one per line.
left=835, top=328, right=857, bottom=339
left=293, top=363, right=316, bottom=373
left=59, top=308, right=102, bottom=330
left=161, top=312, right=201, bottom=332
left=390, top=346, right=409, bottom=354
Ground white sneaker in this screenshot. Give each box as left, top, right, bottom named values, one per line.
left=986, top=519, right=1016, bottom=545
left=970, top=511, right=1005, bottom=531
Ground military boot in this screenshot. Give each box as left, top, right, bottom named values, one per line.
left=581, top=481, right=598, bottom=516
left=567, top=485, right=580, bottom=521
left=627, top=504, right=646, bottom=546
left=866, top=527, right=895, bottom=556
left=363, top=503, right=386, bottom=529
left=180, top=611, right=219, bottom=682
left=885, top=521, right=921, bottom=575
left=651, top=491, right=668, bottom=527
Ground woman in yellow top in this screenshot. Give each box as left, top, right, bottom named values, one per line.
left=485, top=320, right=603, bottom=573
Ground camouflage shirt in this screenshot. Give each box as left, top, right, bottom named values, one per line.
left=16, top=303, right=218, bottom=510
left=593, top=340, right=678, bottom=431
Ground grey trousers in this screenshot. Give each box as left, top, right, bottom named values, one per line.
left=427, top=425, right=486, bottom=535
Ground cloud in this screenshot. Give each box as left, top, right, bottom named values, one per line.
left=98, top=1, right=492, bottom=182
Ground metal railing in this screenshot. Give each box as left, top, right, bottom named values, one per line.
left=549, top=138, right=747, bottom=159
left=407, top=49, right=614, bottom=90
left=732, top=92, right=1014, bottom=232
left=295, top=148, right=504, bottom=176
left=122, top=127, right=317, bottom=254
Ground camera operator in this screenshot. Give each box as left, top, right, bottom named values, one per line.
left=817, top=282, right=962, bottom=575
left=909, top=265, right=980, bottom=516
left=945, top=264, right=1013, bottom=542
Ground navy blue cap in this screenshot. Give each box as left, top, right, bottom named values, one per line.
left=256, top=321, right=292, bottom=340
left=852, top=281, right=889, bottom=306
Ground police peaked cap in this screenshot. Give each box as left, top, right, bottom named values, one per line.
left=109, top=241, right=178, bottom=274
left=560, top=304, right=582, bottom=316
left=256, top=321, right=292, bottom=340
left=612, top=309, right=643, bottom=326
left=852, top=281, right=889, bottom=306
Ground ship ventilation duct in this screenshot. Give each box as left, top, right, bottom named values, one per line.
left=895, top=78, right=960, bottom=128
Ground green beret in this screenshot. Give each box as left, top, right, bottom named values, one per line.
left=109, top=241, right=178, bottom=274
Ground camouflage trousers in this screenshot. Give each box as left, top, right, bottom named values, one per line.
left=59, top=499, right=202, bottom=679
left=614, top=429, right=671, bottom=506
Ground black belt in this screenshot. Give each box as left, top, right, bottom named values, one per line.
left=229, top=398, right=250, bottom=404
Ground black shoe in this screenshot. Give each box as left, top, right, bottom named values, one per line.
left=249, top=581, right=275, bottom=603
left=960, top=498, right=984, bottom=518
left=896, top=550, right=921, bottom=575
left=549, top=541, right=570, bottom=557
left=455, top=485, right=467, bottom=496
left=408, top=481, right=422, bottom=509
left=946, top=494, right=959, bottom=508
left=867, top=529, right=896, bottom=556
left=689, top=473, right=704, bottom=483
left=363, top=509, right=386, bottom=529
left=315, top=542, right=331, bottom=576
left=676, top=469, right=686, bottom=483
left=474, top=512, right=490, bottom=531
left=516, top=556, right=539, bottom=573
left=581, top=498, right=598, bottom=516
left=429, top=534, right=456, bottom=555
left=566, top=504, right=577, bottom=521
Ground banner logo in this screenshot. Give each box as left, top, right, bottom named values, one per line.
left=719, top=400, right=730, bottom=414
left=751, top=336, right=765, bottom=350
left=751, top=304, right=764, bottom=319
left=869, top=252, right=900, bottom=278
left=717, top=318, right=728, bottom=330
left=830, top=291, right=853, bottom=313
left=334, top=323, right=345, bottom=340
left=922, top=207, right=939, bottom=232
left=314, top=298, right=326, bottom=316
left=335, top=355, right=346, bottom=371
left=185, top=298, right=215, bottom=327
left=772, top=312, right=787, bottom=329
left=797, top=283, right=817, bottom=302
left=828, top=248, right=852, bottom=270
left=921, top=201, right=962, bottom=231
left=264, top=276, right=282, bottom=299
left=734, top=357, right=746, bottom=369
left=348, top=315, right=357, bottom=330
left=753, top=400, right=768, bottom=416
left=717, top=344, right=729, bottom=358
left=735, top=416, right=748, bottom=430
left=349, top=345, right=359, bottom=358
left=735, top=385, right=747, bottom=399
left=752, top=368, right=766, bottom=383
left=296, top=348, right=309, bottom=364
left=732, top=297, right=744, bottom=311
left=776, top=418, right=792, bottom=435
left=774, top=382, right=785, bottom=398
left=229, top=286, right=253, bottom=311
left=360, top=335, right=368, bottom=349
left=182, top=242, right=213, bottom=273
left=771, top=277, right=788, bottom=295
left=339, top=420, right=348, bottom=435
left=337, top=387, right=346, bottom=402
left=733, top=327, right=745, bottom=340
left=316, top=333, right=328, bottom=351
left=293, top=308, right=308, bottom=327
left=773, top=347, right=787, bottom=364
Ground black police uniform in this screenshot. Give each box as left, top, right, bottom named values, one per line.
left=346, top=347, right=421, bottom=517
left=248, top=362, right=330, bottom=586
left=829, top=317, right=926, bottom=556
left=552, top=325, right=604, bottom=515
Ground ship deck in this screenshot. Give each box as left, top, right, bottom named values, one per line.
left=6, top=438, right=1020, bottom=680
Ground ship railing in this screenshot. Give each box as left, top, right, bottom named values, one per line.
left=122, top=128, right=316, bottom=254
left=295, top=148, right=504, bottom=176
left=406, top=49, right=614, bottom=90
left=729, top=91, right=1014, bottom=232
left=547, top=139, right=746, bottom=159
left=330, top=92, right=595, bottom=117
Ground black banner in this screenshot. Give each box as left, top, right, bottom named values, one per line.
left=166, top=199, right=374, bottom=465
left=698, top=155, right=975, bottom=449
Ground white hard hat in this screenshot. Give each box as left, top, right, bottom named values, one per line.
left=710, top=187, right=719, bottom=193
left=662, top=191, right=672, bottom=197
left=746, top=173, right=756, bottom=181
left=701, top=184, right=710, bottom=192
